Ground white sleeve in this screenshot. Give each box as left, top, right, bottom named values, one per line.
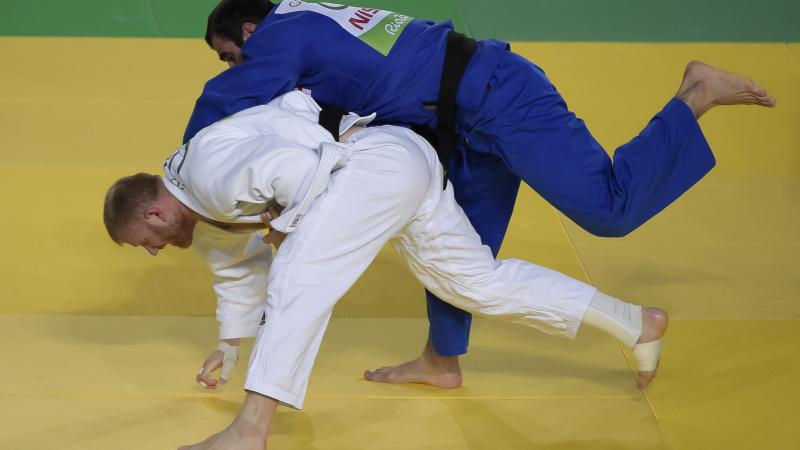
left=178, top=129, right=322, bottom=339
left=192, top=222, right=272, bottom=340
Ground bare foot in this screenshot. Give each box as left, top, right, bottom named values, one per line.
left=363, top=341, right=463, bottom=388
left=178, top=393, right=275, bottom=450
left=635, top=307, right=669, bottom=390
left=177, top=425, right=264, bottom=450
left=676, top=61, right=776, bottom=119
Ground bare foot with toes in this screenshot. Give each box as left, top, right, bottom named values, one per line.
left=676, top=61, right=776, bottom=119
left=364, top=341, right=463, bottom=388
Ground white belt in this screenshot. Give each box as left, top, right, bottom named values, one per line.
left=269, top=140, right=355, bottom=233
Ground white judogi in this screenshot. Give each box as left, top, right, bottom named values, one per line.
left=163, top=91, right=596, bottom=409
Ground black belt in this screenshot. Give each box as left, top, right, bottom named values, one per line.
left=318, top=31, right=477, bottom=188
left=318, top=103, right=348, bottom=142
left=433, top=31, right=476, bottom=187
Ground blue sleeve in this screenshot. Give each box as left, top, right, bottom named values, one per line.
left=183, top=45, right=305, bottom=143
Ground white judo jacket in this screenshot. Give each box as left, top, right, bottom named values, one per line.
left=162, top=91, right=373, bottom=339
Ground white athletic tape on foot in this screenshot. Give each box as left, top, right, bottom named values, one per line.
left=633, top=339, right=662, bottom=372
left=583, top=291, right=642, bottom=348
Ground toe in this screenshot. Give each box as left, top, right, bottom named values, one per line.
left=752, top=85, right=768, bottom=97
left=364, top=367, right=393, bottom=382
left=637, top=371, right=657, bottom=390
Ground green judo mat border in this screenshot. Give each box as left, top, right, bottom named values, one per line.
left=1, top=0, right=798, bottom=42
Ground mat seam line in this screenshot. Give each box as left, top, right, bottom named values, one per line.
left=785, top=42, right=800, bottom=70
left=144, top=0, right=163, bottom=37
left=451, top=0, right=473, bottom=37
left=551, top=210, right=593, bottom=286
left=0, top=392, right=641, bottom=400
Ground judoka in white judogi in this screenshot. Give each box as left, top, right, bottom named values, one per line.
left=153, top=91, right=660, bottom=409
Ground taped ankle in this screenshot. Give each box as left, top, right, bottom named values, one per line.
left=583, top=291, right=642, bottom=348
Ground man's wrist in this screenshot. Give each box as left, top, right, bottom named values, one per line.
left=222, top=338, right=241, bottom=347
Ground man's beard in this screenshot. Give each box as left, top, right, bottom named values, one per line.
left=164, top=213, right=196, bottom=248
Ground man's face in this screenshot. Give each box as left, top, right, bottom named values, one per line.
left=120, top=209, right=196, bottom=256
left=211, top=34, right=245, bottom=68
left=210, top=24, right=256, bottom=68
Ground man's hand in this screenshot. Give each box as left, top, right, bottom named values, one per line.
left=196, top=339, right=240, bottom=390
left=261, top=202, right=287, bottom=249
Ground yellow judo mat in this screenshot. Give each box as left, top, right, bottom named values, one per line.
left=0, top=37, right=798, bottom=449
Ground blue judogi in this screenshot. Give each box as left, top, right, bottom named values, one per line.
left=185, top=1, right=714, bottom=356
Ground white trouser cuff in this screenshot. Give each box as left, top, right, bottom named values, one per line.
left=244, top=381, right=304, bottom=410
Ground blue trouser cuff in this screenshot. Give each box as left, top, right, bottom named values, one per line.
left=426, top=290, right=472, bottom=356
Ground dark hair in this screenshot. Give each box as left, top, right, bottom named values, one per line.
left=205, top=0, right=275, bottom=48
left=103, top=173, right=162, bottom=244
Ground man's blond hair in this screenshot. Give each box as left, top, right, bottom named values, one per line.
left=103, top=173, right=161, bottom=244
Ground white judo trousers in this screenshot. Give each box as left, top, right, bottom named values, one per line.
left=245, top=125, right=597, bottom=409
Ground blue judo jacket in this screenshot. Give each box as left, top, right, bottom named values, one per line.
left=184, top=1, right=506, bottom=143
left=184, top=1, right=715, bottom=241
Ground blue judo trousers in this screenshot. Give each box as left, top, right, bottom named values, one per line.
left=185, top=1, right=715, bottom=356
left=429, top=52, right=713, bottom=354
